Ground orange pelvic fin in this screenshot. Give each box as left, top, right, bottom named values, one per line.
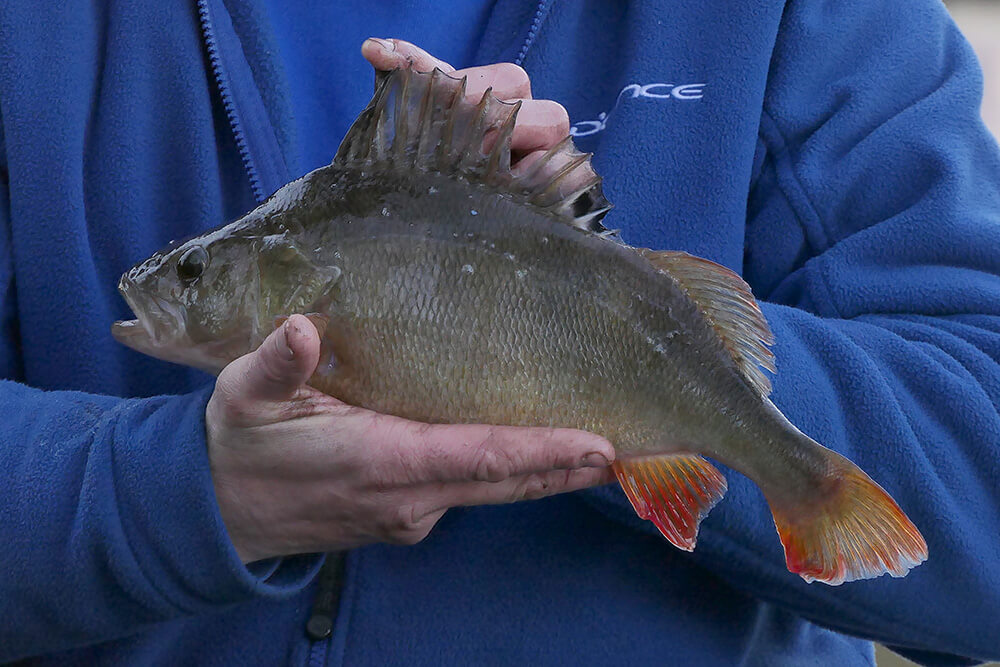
left=613, top=455, right=727, bottom=551
left=769, top=454, right=928, bottom=586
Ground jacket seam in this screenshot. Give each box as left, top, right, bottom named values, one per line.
left=756, top=110, right=828, bottom=249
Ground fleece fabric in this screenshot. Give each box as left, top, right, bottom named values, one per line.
left=1, top=0, right=999, bottom=665
left=260, top=0, right=498, bottom=176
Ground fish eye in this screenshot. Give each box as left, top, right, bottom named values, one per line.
left=177, top=245, right=209, bottom=284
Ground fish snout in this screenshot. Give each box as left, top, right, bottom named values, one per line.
left=113, top=272, right=181, bottom=346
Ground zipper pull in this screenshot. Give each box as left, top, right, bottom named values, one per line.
left=306, top=551, right=348, bottom=640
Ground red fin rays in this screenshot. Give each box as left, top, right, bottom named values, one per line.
left=613, top=455, right=728, bottom=551
left=768, top=452, right=928, bottom=586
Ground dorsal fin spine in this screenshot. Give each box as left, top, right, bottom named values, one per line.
left=392, top=70, right=411, bottom=163
left=485, top=99, right=520, bottom=181
left=370, top=82, right=393, bottom=162
left=533, top=152, right=592, bottom=206
left=332, top=66, right=613, bottom=233
left=520, top=136, right=573, bottom=187
left=437, top=72, right=465, bottom=173
left=415, top=68, right=437, bottom=165
left=458, top=87, right=493, bottom=172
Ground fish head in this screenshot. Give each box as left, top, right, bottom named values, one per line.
left=112, top=231, right=265, bottom=374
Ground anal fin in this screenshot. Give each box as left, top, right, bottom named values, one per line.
left=613, top=454, right=727, bottom=551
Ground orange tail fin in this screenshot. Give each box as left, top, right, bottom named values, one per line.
left=768, top=452, right=928, bottom=586
left=612, top=454, right=727, bottom=551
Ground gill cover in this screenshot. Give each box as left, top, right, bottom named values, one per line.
left=255, top=234, right=342, bottom=325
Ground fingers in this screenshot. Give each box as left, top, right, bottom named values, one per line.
left=458, top=63, right=532, bottom=100
left=442, top=465, right=615, bottom=509
left=361, top=39, right=570, bottom=160
left=230, top=315, right=321, bottom=403
left=377, top=465, right=614, bottom=546
left=388, top=467, right=613, bottom=543
left=458, top=66, right=565, bottom=158
left=507, top=100, right=570, bottom=155
left=360, top=41, right=531, bottom=102
left=392, top=422, right=615, bottom=485
left=361, top=38, right=455, bottom=73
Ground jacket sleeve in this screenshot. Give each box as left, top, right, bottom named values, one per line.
left=0, top=166, right=322, bottom=662
left=686, top=0, right=1000, bottom=663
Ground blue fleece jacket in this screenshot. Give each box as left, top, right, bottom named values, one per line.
left=1, top=0, right=999, bottom=665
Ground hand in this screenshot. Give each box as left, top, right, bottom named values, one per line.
left=361, top=38, right=571, bottom=173
left=207, top=315, right=615, bottom=563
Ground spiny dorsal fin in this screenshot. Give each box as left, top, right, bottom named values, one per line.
left=334, top=67, right=613, bottom=233
left=639, top=249, right=776, bottom=397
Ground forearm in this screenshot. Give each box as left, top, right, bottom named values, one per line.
left=0, top=381, right=320, bottom=661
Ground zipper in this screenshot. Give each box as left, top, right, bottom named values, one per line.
left=515, top=0, right=556, bottom=67
left=195, top=0, right=290, bottom=203
left=191, top=3, right=556, bottom=664
left=306, top=552, right=348, bottom=665
left=194, top=3, right=342, bottom=662
left=196, top=0, right=265, bottom=202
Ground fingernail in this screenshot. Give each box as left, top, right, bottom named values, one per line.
left=278, top=320, right=296, bottom=360
left=367, top=37, right=395, bottom=53
left=581, top=452, right=611, bottom=468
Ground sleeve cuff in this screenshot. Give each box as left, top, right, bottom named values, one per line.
left=109, top=386, right=323, bottom=614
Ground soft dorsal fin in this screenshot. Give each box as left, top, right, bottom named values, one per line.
left=639, top=250, right=776, bottom=397
left=334, top=67, right=613, bottom=233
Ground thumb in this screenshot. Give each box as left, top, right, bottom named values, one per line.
left=236, top=314, right=321, bottom=403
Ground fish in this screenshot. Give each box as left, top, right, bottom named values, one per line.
left=112, top=64, right=928, bottom=585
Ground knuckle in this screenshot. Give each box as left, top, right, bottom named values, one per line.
left=383, top=506, right=432, bottom=545
left=213, top=391, right=253, bottom=425
left=520, top=481, right=549, bottom=501
left=515, top=470, right=575, bottom=502
left=388, top=505, right=421, bottom=532
left=472, top=438, right=516, bottom=482
left=518, top=472, right=558, bottom=501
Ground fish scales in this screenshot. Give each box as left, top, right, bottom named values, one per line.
left=295, top=168, right=741, bottom=455
left=112, top=64, right=927, bottom=585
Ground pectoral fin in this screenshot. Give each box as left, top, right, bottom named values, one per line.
left=613, top=454, right=727, bottom=551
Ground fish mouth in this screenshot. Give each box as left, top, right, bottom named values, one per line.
left=111, top=276, right=184, bottom=352
left=111, top=275, right=234, bottom=375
